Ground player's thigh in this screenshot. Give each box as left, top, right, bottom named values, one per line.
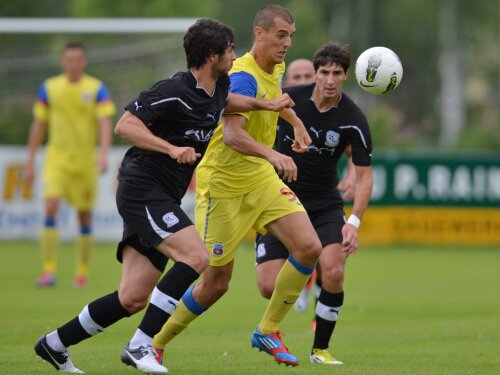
left=156, top=225, right=208, bottom=273
left=66, top=167, right=97, bottom=211
left=42, top=162, right=65, bottom=200
left=195, top=191, right=253, bottom=267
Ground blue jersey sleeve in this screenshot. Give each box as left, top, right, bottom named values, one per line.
left=96, top=83, right=112, bottom=103
left=229, top=72, right=257, bottom=98
left=37, top=83, right=48, bottom=105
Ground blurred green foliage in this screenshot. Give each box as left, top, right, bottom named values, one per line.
left=0, top=0, right=498, bottom=150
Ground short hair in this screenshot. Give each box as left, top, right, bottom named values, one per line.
left=313, top=42, right=351, bottom=73
left=183, top=18, right=235, bottom=69
left=63, top=41, right=85, bottom=53
left=253, top=4, right=294, bottom=30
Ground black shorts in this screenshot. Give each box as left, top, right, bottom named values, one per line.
left=255, top=207, right=345, bottom=264
left=116, top=180, right=193, bottom=272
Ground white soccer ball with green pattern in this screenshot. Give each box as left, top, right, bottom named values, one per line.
left=355, top=46, right=403, bottom=95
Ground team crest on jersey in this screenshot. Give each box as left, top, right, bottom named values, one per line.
left=212, top=243, right=224, bottom=257
left=324, top=130, right=340, bottom=148
left=82, top=91, right=92, bottom=102
left=162, top=212, right=179, bottom=228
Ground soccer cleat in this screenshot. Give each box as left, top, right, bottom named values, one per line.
left=120, top=344, right=168, bottom=374
left=36, top=272, right=56, bottom=287
left=73, top=275, right=87, bottom=289
left=310, top=348, right=343, bottom=365
left=155, top=348, right=164, bottom=365
left=251, top=328, right=298, bottom=366
left=34, top=335, right=83, bottom=373
left=293, top=288, right=310, bottom=312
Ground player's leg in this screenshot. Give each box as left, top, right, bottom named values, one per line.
left=310, top=243, right=346, bottom=365
left=70, top=167, right=97, bottom=288
left=35, top=245, right=160, bottom=373
left=74, top=210, right=92, bottom=288
left=153, top=262, right=234, bottom=351
left=152, top=192, right=249, bottom=354
left=125, top=225, right=208, bottom=353
left=255, top=233, right=288, bottom=299
left=37, top=197, right=60, bottom=287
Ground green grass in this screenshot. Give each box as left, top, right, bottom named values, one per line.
left=1, top=241, right=499, bottom=374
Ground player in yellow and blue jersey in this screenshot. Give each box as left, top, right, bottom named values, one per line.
left=24, top=41, right=116, bottom=288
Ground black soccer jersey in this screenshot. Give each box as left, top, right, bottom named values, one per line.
left=276, top=83, right=372, bottom=212
left=118, top=71, right=230, bottom=202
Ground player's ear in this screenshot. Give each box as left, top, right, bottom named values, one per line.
left=254, top=26, right=264, bottom=42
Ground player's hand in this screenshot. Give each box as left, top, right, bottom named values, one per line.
left=97, top=154, right=109, bottom=174
left=291, top=126, right=312, bottom=153
left=23, top=163, right=35, bottom=186
left=169, top=146, right=202, bottom=164
left=267, top=150, right=298, bottom=183
left=337, top=178, right=355, bottom=201
left=265, top=93, right=295, bottom=112
left=341, top=223, right=359, bottom=255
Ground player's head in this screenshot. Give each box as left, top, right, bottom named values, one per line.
left=60, top=41, right=87, bottom=81
left=184, top=18, right=236, bottom=77
left=283, top=58, right=315, bottom=87
left=312, top=42, right=351, bottom=101
left=252, top=4, right=295, bottom=66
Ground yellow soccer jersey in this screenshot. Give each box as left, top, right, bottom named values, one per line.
left=33, top=74, right=116, bottom=169
left=197, top=53, right=285, bottom=197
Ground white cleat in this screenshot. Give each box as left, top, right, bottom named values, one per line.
left=294, top=288, right=311, bottom=312
left=120, top=344, right=168, bottom=374
left=34, top=335, right=84, bottom=373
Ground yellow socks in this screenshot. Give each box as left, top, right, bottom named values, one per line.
left=258, top=257, right=314, bottom=334
left=153, top=300, right=198, bottom=350
left=75, top=234, right=93, bottom=277
left=41, top=227, right=59, bottom=273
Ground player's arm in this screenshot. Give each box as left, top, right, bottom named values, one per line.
left=24, top=118, right=46, bottom=185
left=225, top=93, right=295, bottom=113
left=279, top=107, right=311, bottom=153
left=222, top=114, right=298, bottom=182
left=97, top=116, right=113, bottom=173
left=337, top=145, right=356, bottom=201
left=114, top=111, right=200, bottom=164
left=341, top=164, right=373, bottom=254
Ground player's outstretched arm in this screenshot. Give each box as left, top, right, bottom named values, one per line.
left=222, top=114, right=298, bottom=182
left=225, top=93, right=294, bottom=113
left=115, top=111, right=201, bottom=164
left=279, top=107, right=311, bottom=153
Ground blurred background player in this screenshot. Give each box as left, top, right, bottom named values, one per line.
left=24, top=41, right=116, bottom=288
left=255, top=41, right=373, bottom=365
left=282, top=58, right=315, bottom=87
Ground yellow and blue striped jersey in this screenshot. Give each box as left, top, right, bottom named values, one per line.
left=196, top=52, right=285, bottom=197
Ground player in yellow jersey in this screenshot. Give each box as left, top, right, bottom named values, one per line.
left=24, top=41, right=116, bottom=288
left=151, top=5, right=348, bottom=368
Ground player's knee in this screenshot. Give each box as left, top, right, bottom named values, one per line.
left=299, top=234, right=322, bottom=262
left=119, top=291, right=149, bottom=314
left=322, top=266, right=344, bottom=290
left=258, top=282, right=274, bottom=299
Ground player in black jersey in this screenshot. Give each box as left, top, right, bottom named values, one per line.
left=34, top=18, right=295, bottom=375
left=256, top=41, right=374, bottom=365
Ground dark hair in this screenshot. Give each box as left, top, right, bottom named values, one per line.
left=253, top=4, right=294, bottom=30
left=184, top=18, right=235, bottom=69
left=63, top=41, right=85, bottom=52
left=313, top=42, right=351, bottom=73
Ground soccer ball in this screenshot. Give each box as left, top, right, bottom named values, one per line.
left=354, top=46, right=403, bottom=95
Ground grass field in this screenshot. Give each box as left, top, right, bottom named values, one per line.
left=1, top=241, right=499, bottom=375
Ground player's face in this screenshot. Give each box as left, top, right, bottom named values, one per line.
left=213, top=43, right=237, bottom=79
left=60, top=48, right=87, bottom=81
left=315, top=62, right=348, bottom=101
left=260, top=18, right=295, bottom=65
left=284, top=61, right=315, bottom=87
